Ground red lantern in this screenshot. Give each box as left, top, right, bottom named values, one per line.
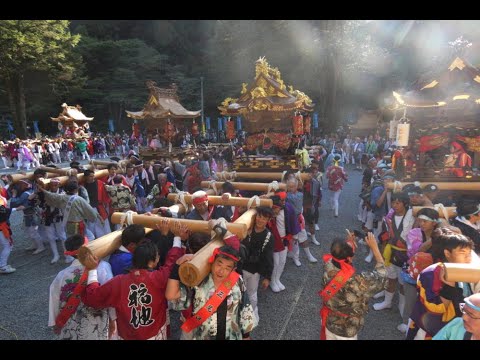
left=226, top=120, right=235, bottom=140
left=165, top=120, right=174, bottom=140
left=304, top=115, right=311, bottom=134
left=132, top=123, right=140, bottom=138
left=192, top=121, right=199, bottom=136
left=292, top=113, right=304, bottom=135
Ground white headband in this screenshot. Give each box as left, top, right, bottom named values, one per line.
left=417, top=214, right=440, bottom=223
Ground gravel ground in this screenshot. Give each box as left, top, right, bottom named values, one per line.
left=0, top=163, right=404, bottom=340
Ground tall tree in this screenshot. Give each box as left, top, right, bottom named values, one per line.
left=0, top=20, right=80, bottom=137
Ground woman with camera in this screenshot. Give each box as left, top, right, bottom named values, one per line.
left=320, top=231, right=386, bottom=340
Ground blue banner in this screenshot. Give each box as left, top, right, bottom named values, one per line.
left=236, top=116, right=242, bottom=130
left=206, top=117, right=211, bottom=130
left=6, top=119, right=13, bottom=132
left=217, top=117, right=222, bottom=131
left=313, top=112, right=319, bottom=129
left=108, top=119, right=115, bottom=133
left=33, top=120, right=40, bottom=133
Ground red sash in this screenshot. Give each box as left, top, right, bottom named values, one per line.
left=318, top=254, right=355, bottom=340
left=181, top=271, right=240, bottom=333
left=54, top=269, right=88, bottom=334
left=0, top=197, right=12, bottom=246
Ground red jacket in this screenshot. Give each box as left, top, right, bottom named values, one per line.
left=82, top=246, right=183, bottom=340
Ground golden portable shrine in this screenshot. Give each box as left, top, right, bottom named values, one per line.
left=218, top=57, right=315, bottom=171
left=388, top=56, right=480, bottom=186
left=125, top=81, right=201, bottom=159
left=50, top=103, right=93, bottom=138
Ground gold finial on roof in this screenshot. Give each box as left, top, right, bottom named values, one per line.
left=448, top=57, right=466, bottom=71
left=241, top=83, right=248, bottom=94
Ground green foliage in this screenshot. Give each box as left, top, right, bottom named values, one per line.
left=0, top=20, right=81, bottom=137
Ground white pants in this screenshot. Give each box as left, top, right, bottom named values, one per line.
left=0, top=232, right=12, bottom=268
left=243, top=270, right=260, bottom=326
left=325, top=328, right=357, bottom=340
left=81, top=151, right=90, bottom=160
left=87, top=211, right=111, bottom=239
left=44, top=222, right=65, bottom=258
left=45, top=222, right=66, bottom=242
left=273, top=248, right=288, bottom=284
left=53, top=151, right=61, bottom=163
left=329, top=190, right=342, bottom=216
left=27, top=225, right=43, bottom=249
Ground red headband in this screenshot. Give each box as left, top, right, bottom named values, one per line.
left=276, top=191, right=287, bottom=200
left=208, top=248, right=239, bottom=264
left=64, top=237, right=89, bottom=256
left=192, top=194, right=208, bottom=205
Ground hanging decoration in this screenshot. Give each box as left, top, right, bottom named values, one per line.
left=192, top=120, right=199, bottom=137
left=389, top=110, right=398, bottom=140
left=165, top=119, right=174, bottom=141
left=303, top=115, right=311, bottom=134
left=292, top=112, right=304, bottom=135
left=395, top=109, right=409, bottom=147
left=206, top=117, right=211, bottom=130
left=455, top=135, right=480, bottom=152
left=418, top=132, right=449, bottom=153
left=396, top=123, right=410, bottom=147
left=132, top=122, right=140, bottom=139
left=226, top=118, right=236, bottom=140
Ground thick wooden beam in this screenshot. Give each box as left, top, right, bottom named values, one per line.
left=167, top=194, right=272, bottom=208
left=84, top=228, right=154, bottom=260
left=178, top=239, right=223, bottom=287
left=412, top=206, right=457, bottom=219
left=443, top=262, right=480, bottom=283
left=201, top=180, right=286, bottom=193
left=39, top=169, right=109, bottom=187
left=39, top=166, right=78, bottom=177
left=387, top=181, right=480, bottom=191
left=178, top=209, right=257, bottom=287
left=110, top=212, right=248, bottom=239
left=215, top=171, right=310, bottom=181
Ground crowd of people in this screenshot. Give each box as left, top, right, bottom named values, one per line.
left=0, top=127, right=479, bottom=341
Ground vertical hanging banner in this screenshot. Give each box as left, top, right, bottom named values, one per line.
left=206, top=117, right=211, bottom=130
left=108, top=119, right=115, bottom=133
left=201, top=118, right=206, bottom=134
left=33, top=120, right=40, bottom=134
left=396, top=123, right=410, bottom=147
left=226, top=119, right=236, bottom=140
left=217, top=117, right=223, bottom=131
left=237, top=116, right=242, bottom=130
left=303, top=115, right=311, bottom=134
left=7, top=119, right=14, bottom=132
left=292, top=113, right=304, bottom=135
left=313, top=112, right=319, bottom=129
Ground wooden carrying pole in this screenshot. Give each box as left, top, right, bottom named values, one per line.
left=387, top=181, right=480, bottom=192
left=201, top=181, right=287, bottom=193
left=110, top=212, right=248, bottom=240
left=412, top=206, right=457, bottom=219
left=179, top=209, right=257, bottom=287
left=178, top=239, right=224, bottom=287
left=83, top=228, right=154, bottom=260
left=216, top=171, right=310, bottom=181
left=39, top=166, right=79, bottom=177
left=39, top=169, right=109, bottom=187
left=167, top=194, right=273, bottom=208
left=443, top=263, right=480, bottom=283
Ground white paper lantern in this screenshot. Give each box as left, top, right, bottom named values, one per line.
left=389, top=119, right=398, bottom=140
left=396, top=123, right=410, bottom=147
